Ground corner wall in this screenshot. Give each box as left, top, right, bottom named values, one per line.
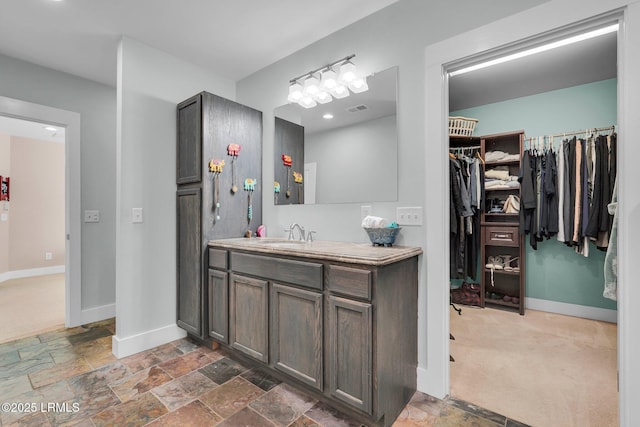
left=236, top=0, right=547, bottom=398
left=113, top=37, right=235, bottom=357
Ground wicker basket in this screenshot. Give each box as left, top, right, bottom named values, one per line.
left=364, top=227, right=401, bottom=247
left=448, top=116, right=478, bottom=137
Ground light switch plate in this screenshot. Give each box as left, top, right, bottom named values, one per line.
left=396, top=206, right=423, bottom=226
left=132, top=208, right=143, bottom=223
left=84, top=210, right=100, bottom=223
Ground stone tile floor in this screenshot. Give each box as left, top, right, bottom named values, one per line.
left=0, top=319, right=529, bottom=426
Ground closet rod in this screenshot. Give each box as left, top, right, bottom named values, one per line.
left=449, top=145, right=481, bottom=150
left=525, top=125, right=616, bottom=143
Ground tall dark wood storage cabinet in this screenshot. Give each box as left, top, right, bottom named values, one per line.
left=176, top=92, right=262, bottom=339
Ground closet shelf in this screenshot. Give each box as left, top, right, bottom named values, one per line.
left=485, top=187, right=520, bottom=192
left=485, top=160, right=520, bottom=166
left=483, top=268, right=520, bottom=275
left=485, top=298, right=520, bottom=310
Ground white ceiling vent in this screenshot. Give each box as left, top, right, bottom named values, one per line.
left=345, top=104, right=369, bottom=113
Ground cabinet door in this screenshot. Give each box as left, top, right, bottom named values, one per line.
left=270, top=283, right=323, bottom=390
left=328, top=295, right=372, bottom=414
left=177, top=94, right=202, bottom=185
left=208, top=269, right=228, bottom=343
left=230, top=274, right=268, bottom=362
left=176, top=187, right=202, bottom=337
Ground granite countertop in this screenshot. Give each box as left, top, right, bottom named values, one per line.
left=208, top=238, right=423, bottom=266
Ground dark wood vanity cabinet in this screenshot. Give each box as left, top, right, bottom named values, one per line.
left=206, top=241, right=420, bottom=427
left=176, top=187, right=202, bottom=336
left=176, top=92, right=262, bottom=340
left=271, top=283, right=323, bottom=391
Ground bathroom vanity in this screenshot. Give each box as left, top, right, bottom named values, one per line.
left=206, top=238, right=421, bottom=427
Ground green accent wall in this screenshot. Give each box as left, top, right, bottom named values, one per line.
left=452, top=78, right=617, bottom=310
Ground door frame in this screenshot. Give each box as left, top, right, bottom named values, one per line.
left=0, top=96, right=82, bottom=327
left=422, top=2, right=640, bottom=425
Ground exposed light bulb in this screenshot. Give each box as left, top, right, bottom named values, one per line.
left=303, top=74, right=321, bottom=97
left=330, top=84, right=350, bottom=99
left=349, top=76, right=369, bottom=93
left=299, top=97, right=317, bottom=109
left=338, top=61, right=357, bottom=84
left=288, top=81, right=304, bottom=103
left=320, top=67, right=338, bottom=91
left=314, top=91, right=332, bottom=104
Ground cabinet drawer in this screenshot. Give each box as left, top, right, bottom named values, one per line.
left=208, top=248, right=228, bottom=270
left=328, top=265, right=372, bottom=301
left=231, top=252, right=323, bottom=290
left=484, top=226, right=519, bottom=247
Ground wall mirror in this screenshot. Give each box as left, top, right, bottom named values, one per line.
left=274, top=66, right=398, bottom=205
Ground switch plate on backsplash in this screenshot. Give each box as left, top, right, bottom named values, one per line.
left=396, top=206, right=423, bottom=226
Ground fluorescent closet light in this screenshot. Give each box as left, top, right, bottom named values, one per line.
left=323, top=113, right=334, bottom=119
left=449, top=23, right=619, bottom=76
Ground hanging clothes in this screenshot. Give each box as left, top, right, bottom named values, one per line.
left=449, top=151, right=484, bottom=281
left=521, top=130, right=616, bottom=258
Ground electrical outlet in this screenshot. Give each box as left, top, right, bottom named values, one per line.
left=396, top=206, right=423, bottom=226
left=45, top=252, right=53, bottom=260
left=132, top=208, right=144, bottom=223
left=84, top=210, right=100, bottom=223
left=361, top=205, right=372, bottom=220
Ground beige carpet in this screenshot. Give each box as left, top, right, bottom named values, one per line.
left=0, top=273, right=65, bottom=343
left=450, top=306, right=618, bottom=427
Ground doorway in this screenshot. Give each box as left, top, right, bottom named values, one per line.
left=0, top=116, right=66, bottom=342
left=0, top=96, right=82, bottom=329
left=446, top=18, right=619, bottom=427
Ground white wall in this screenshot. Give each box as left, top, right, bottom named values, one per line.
left=0, top=53, right=116, bottom=315
left=113, top=37, right=235, bottom=357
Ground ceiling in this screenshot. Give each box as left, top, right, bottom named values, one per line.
left=0, top=1, right=617, bottom=140
left=0, top=0, right=398, bottom=87
left=449, top=30, right=617, bottom=111
left=0, top=116, right=65, bottom=143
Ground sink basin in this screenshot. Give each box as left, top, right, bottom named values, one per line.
left=256, top=238, right=307, bottom=246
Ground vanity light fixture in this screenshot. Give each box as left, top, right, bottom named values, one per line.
left=288, top=54, right=368, bottom=108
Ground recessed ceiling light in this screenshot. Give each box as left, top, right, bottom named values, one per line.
left=44, top=126, right=57, bottom=131
left=323, top=113, right=334, bottom=119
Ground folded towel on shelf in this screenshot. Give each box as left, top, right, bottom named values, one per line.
left=485, top=168, right=510, bottom=180
left=485, top=180, right=520, bottom=190
left=485, top=151, right=520, bottom=162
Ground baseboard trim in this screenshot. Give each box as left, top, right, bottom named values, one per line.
left=417, top=366, right=447, bottom=400
left=0, top=265, right=65, bottom=283
left=526, top=297, right=617, bottom=323
left=112, top=324, right=187, bottom=358
left=80, top=303, right=116, bottom=325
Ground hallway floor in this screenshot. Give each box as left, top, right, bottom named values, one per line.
left=0, top=274, right=65, bottom=344
left=0, top=318, right=529, bottom=426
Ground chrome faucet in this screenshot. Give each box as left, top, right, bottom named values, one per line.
left=288, top=223, right=306, bottom=241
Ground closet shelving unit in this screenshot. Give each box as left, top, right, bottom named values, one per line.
left=480, top=130, right=525, bottom=315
